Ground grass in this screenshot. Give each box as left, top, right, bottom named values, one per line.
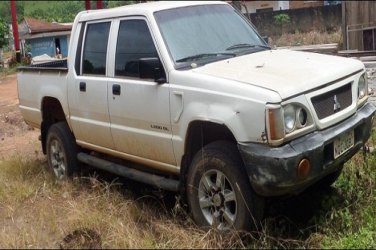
left=319, top=136, right=376, bottom=248
left=1, top=126, right=375, bottom=249
left=0, top=157, right=249, bottom=248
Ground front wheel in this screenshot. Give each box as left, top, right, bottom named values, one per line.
left=46, top=122, right=80, bottom=179
left=187, top=141, right=264, bottom=231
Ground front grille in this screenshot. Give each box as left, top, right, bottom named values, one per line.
left=311, top=83, right=352, bottom=120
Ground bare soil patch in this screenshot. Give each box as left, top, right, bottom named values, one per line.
left=0, top=74, right=42, bottom=160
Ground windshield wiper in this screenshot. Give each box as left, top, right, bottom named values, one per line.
left=226, top=43, right=271, bottom=51
left=176, top=53, right=235, bottom=63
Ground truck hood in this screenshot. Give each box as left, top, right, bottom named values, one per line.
left=192, top=49, right=364, bottom=100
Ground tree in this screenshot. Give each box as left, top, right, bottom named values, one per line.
left=26, top=1, right=85, bottom=23
left=0, top=18, right=9, bottom=49
left=0, top=1, right=24, bottom=24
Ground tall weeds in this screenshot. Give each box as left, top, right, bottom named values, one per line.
left=0, top=126, right=375, bottom=248
left=269, top=29, right=342, bottom=47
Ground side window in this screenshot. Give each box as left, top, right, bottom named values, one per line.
left=82, top=22, right=111, bottom=75
left=115, top=19, right=158, bottom=78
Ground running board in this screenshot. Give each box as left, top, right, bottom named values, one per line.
left=77, top=153, right=179, bottom=192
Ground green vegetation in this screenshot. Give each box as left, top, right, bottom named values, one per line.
left=0, top=1, right=137, bottom=24
left=274, top=13, right=291, bottom=35
left=273, top=13, right=291, bottom=26
left=0, top=1, right=24, bottom=24
left=0, top=126, right=375, bottom=248
left=0, top=18, right=9, bottom=49
left=23, top=1, right=85, bottom=23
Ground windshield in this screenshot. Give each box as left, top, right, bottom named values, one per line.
left=154, top=4, right=268, bottom=68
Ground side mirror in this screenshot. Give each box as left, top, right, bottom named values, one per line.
left=139, top=57, right=166, bottom=84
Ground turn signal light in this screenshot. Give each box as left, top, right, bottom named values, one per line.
left=297, top=158, right=311, bottom=179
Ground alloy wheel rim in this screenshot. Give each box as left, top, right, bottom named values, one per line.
left=198, top=169, right=237, bottom=230
left=50, top=139, right=66, bottom=179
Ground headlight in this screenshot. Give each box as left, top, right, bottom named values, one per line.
left=283, top=104, right=310, bottom=134
left=266, top=103, right=313, bottom=145
left=358, top=73, right=367, bottom=100
left=284, top=104, right=296, bottom=133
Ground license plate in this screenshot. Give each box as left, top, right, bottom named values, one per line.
left=334, top=130, right=354, bottom=159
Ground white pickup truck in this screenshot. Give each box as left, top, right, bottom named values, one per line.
left=17, top=1, right=375, bottom=231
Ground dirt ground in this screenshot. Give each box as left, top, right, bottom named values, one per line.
left=0, top=74, right=42, bottom=160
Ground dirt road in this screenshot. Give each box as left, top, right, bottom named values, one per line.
left=0, top=74, right=42, bottom=160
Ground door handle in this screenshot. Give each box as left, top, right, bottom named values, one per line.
left=113, top=84, right=121, bottom=95
left=79, top=82, right=86, bottom=92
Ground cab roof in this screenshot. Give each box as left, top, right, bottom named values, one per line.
left=77, top=1, right=228, bottom=22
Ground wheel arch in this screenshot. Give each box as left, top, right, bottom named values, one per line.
left=179, top=120, right=238, bottom=199
left=40, top=97, right=68, bottom=154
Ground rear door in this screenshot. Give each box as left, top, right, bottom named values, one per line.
left=68, top=20, right=115, bottom=149
left=107, top=17, right=176, bottom=166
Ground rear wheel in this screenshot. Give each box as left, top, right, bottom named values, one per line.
left=187, top=141, right=264, bottom=231
left=46, top=122, right=80, bottom=179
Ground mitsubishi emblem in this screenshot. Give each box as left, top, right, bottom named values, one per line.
left=333, top=95, right=341, bottom=113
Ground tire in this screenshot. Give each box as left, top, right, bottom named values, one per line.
left=187, top=141, right=264, bottom=231
left=46, top=122, right=80, bottom=179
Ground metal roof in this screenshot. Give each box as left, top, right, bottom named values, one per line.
left=23, top=17, right=72, bottom=34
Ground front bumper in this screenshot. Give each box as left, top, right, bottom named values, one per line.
left=238, top=102, right=376, bottom=197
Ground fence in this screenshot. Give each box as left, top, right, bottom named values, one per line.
left=249, top=4, right=342, bottom=37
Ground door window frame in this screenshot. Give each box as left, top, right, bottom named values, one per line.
left=108, top=16, right=167, bottom=82
left=80, top=19, right=113, bottom=77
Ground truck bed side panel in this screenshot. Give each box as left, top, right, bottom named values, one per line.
left=17, top=69, right=68, bottom=129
